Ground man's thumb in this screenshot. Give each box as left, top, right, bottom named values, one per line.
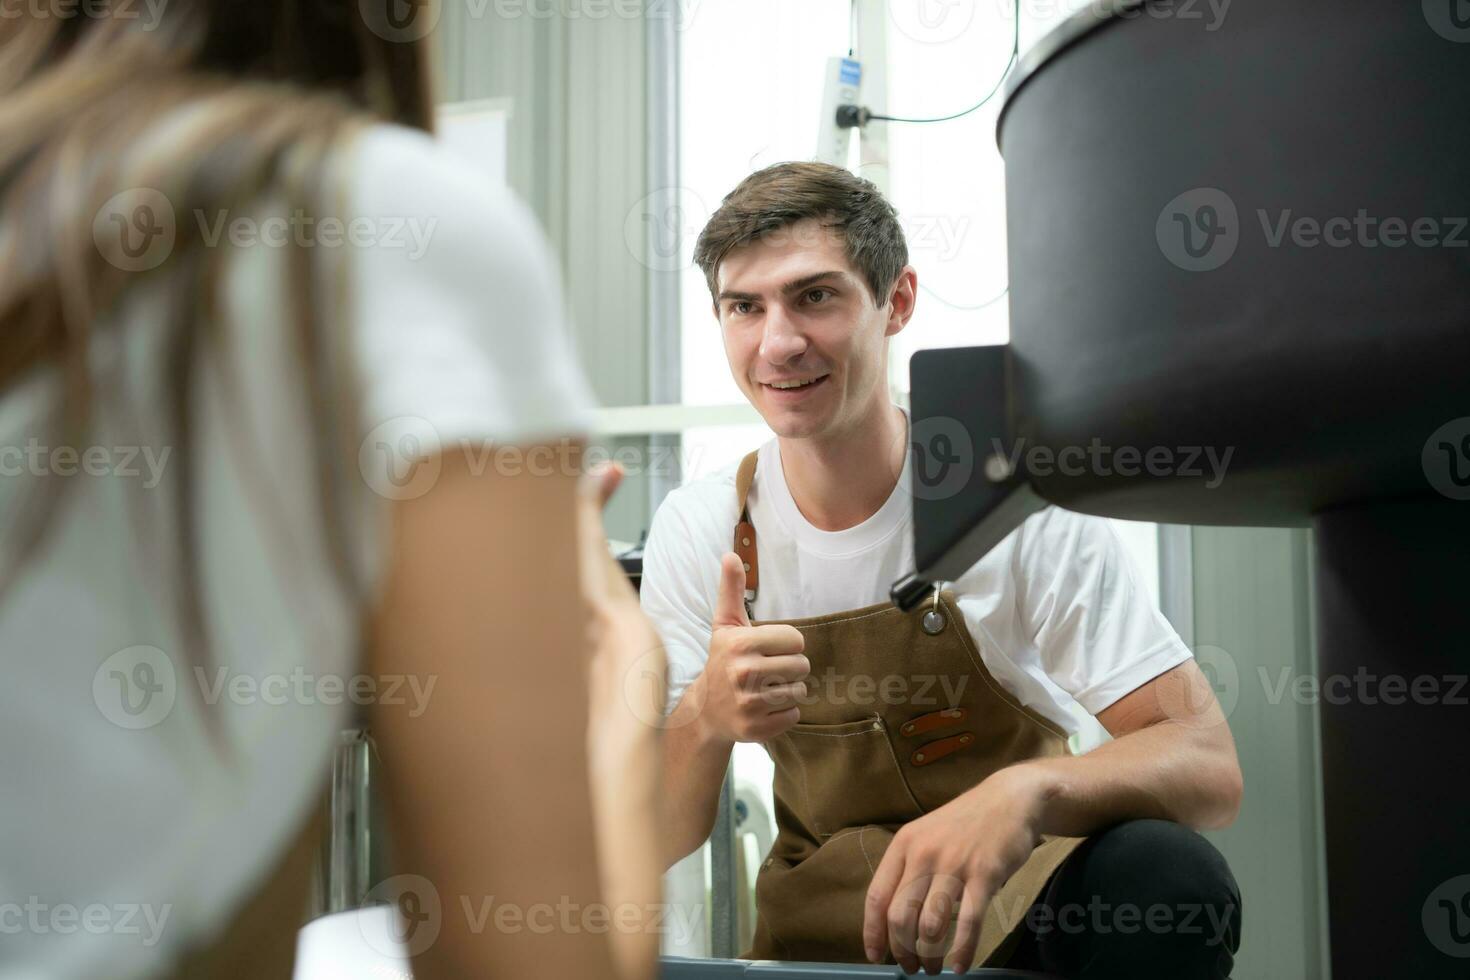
left=713, top=552, right=750, bottom=628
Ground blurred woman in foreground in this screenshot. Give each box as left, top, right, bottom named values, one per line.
left=0, top=3, right=663, bottom=978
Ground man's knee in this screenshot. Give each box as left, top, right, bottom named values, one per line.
left=1079, top=819, right=1237, bottom=908
left=1044, top=818, right=1242, bottom=974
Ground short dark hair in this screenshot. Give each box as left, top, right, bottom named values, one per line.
left=693, top=162, right=908, bottom=306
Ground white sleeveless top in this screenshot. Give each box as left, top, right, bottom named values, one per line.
left=0, top=124, right=594, bottom=979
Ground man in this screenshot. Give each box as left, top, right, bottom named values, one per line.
left=641, top=162, right=1243, bottom=978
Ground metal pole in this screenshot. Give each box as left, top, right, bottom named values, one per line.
left=1157, top=524, right=1196, bottom=647
left=326, top=728, right=375, bottom=915
left=708, top=764, right=738, bottom=958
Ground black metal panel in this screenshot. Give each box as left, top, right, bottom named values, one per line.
left=910, top=7, right=1470, bottom=978
left=907, top=346, right=1044, bottom=587
left=1313, top=495, right=1470, bottom=977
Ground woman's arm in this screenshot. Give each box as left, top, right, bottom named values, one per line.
left=367, top=446, right=655, bottom=978
left=579, top=463, right=668, bottom=980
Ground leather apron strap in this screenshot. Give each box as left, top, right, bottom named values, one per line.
left=733, top=450, right=760, bottom=613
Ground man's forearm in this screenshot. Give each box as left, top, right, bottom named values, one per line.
left=1013, top=720, right=1244, bottom=838
left=660, top=676, right=736, bottom=869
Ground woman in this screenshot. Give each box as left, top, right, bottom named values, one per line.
left=0, top=3, right=663, bottom=978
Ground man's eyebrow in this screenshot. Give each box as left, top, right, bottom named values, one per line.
left=715, top=271, right=850, bottom=305
left=781, top=271, right=848, bottom=295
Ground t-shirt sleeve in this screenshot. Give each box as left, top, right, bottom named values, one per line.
left=1013, top=508, right=1192, bottom=715
left=639, top=495, right=718, bottom=717
left=347, top=125, right=596, bottom=462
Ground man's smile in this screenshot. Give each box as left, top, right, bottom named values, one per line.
left=760, top=373, right=830, bottom=396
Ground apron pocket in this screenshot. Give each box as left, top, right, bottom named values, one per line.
left=769, top=715, right=925, bottom=840
left=751, top=828, right=1090, bottom=969
left=751, top=825, right=896, bottom=962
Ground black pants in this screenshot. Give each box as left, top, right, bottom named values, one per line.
left=1004, top=819, right=1242, bottom=979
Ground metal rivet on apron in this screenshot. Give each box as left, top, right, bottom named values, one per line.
left=922, top=584, right=946, bottom=635
left=914, top=752, right=926, bottom=763
left=742, top=536, right=751, bottom=546
left=743, top=562, right=751, bottom=572
left=901, top=723, right=915, bottom=735
left=871, top=720, right=882, bottom=732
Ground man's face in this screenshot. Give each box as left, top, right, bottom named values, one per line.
left=714, top=218, right=914, bottom=443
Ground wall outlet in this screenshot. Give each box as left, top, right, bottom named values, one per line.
left=815, top=56, right=862, bottom=167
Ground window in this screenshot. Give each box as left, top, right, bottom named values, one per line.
left=676, top=0, right=853, bottom=480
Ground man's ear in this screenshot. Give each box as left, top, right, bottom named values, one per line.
left=883, top=266, right=919, bottom=338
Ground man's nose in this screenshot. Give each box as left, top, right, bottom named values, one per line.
left=759, top=305, right=808, bottom=364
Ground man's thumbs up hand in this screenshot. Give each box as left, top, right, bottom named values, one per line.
left=712, top=552, right=752, bottom=629
left=693, top=552, right=809, bottom=743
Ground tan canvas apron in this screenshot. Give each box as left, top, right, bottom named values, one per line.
left=731, top=452, right=1087, bottom=969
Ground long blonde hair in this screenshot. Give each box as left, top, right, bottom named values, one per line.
left=0, top=2, right=436, bottom=746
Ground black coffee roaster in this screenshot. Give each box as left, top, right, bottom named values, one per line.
left=892, top=2, right=1470, bottom=976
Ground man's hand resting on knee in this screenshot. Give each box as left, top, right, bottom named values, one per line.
left=863, top=764, right=1054, bottom=975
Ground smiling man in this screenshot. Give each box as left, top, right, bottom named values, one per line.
left=641, top=162, right=1243, bottom=978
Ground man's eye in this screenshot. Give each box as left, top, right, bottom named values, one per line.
left=806, top=288, right=831, bottom=304
left=731, top=302, right=753, bottom=315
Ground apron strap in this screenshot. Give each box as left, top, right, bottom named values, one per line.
left=733, top=450, right=760, bottom=608
left=735, top=449, right=758, bottom=515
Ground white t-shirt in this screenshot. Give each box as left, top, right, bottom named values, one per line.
left=0, top=124, right=594, bottom=980
left=640, top=438, right=1192, bottom=738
